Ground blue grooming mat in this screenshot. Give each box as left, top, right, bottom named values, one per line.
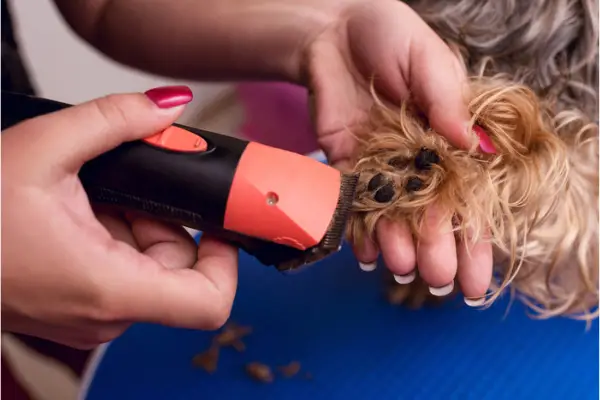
left=85, top=234, right=598, bottom=400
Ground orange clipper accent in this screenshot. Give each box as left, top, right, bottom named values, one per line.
left=224, top=142, right=341, bottom=250
left=143, top=126, right=208, bottom=152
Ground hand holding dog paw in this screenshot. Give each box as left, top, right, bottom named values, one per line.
left=303, top=0, right=493, bottom=303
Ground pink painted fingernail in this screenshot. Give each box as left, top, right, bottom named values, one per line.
left=144, top=85, right=193, bottom=109
left=473, top=125, right=496, bottom=154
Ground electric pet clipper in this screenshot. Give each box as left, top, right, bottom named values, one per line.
left=1, top=91, right=359, bottom=272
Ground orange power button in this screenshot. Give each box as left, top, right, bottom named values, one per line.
left=143, top=126, right=208, bottom=152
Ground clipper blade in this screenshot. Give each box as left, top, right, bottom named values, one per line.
left=275, top=172, right=359, bottom=272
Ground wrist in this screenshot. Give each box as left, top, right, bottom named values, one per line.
left=218, top=0, right=360, bottom=83
left=59, top=0, right=363, bottom=85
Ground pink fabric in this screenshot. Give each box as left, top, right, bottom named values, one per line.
left=235, top=82, right=319, bottom=155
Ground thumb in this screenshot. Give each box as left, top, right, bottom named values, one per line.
left=25, top=85, right=193, bottom=172
left=408, top=37, right=473, bottom=149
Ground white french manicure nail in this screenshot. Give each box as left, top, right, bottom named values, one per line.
left=394, top=271, right=416, bottom=284
left=429, top=281, right=454, bottom=297
left=464, top=297, right=486, bottom=307
left=359, top=262, right=377, bottom=272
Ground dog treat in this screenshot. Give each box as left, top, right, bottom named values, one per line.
left=190, top=323, right=314, bottom=382
left=278, top=361, right=301, bottom=378
left=192, top=321, right=253, bottom=374
left=246, top=362, right=274, bottom=383
left=230, top=340, right=246, bottom=353
left=213, top=322, right=252, bottom=352
left=192, top=345, right=220, bottom=374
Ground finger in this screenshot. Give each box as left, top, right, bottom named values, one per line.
left=94, top=209, right=138, bottom=248
left=376, top=218, right=416, bottom=283
left=416, top=204, right=457, bottom=296
left=118, top=235, right=238, bottom=330
left=331, top=159, right=353, bottom=173
left=356, top=3, right=472, bottom=149
left=128, top=215, right=198, bottom=270
left=407, top=31, right=472, bottom=149
left=18, top=86, right=192, bottom=173
left=457, top=229, right=493, bottom=306
left=308, top=45, right=371, bottom=165
left=352, top=235, right=379, bottom=271
left=346, top=3, right=472, bottom=148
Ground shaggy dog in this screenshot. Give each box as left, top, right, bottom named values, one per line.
left=346, top=0, right=599, bottom=321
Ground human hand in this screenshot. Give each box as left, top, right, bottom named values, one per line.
left=1, top=86, right=238, bottom=349
left=303, top=0, right=493, bottom=303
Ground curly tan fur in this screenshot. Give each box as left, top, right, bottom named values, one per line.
left=344, top=0, right=599, bottom=321
left=351, top=0, right=600, bottom=320
left=347, top=75, right=598, bottom=320
left=408, top=0, right=598, bottom=119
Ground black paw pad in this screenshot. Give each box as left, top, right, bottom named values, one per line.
left=405, top=177, right=423, bottom=192
left=414, top=148, right=440, bottom=171
left=374, top=182, right=395, bottom=203
left=367, top=173, right=386, bottom=191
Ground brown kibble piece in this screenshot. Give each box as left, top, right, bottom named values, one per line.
left=214, top=330, right=237, bottom=346
left=192, top=345, right=220, bottom=374
left=214, top=322, right=252, bottom=347
left=246, top=362, right=274, bottom=383
left=231, top=340, right=246, bottom=353
left=278, top=361, right=301, bottom=378
left=386, top=285, right=411, bottom=305
left=304, top=372, right=313, bottom=380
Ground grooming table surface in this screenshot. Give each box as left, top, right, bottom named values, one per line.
left=84, top=234, right=598, bottom=399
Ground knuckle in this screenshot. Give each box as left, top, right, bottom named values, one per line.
left=91, top=94, right=130, bottom=134
left=70, top=322, right=127, bottom=349
left=86, top=281, right=121, bottom=323
left=93, top=329, right=121, bottom=345
left=88, top=296, right=119, bottom=324
left=67, top=333, right=103, bottom=350
left=206, top=297, right=233, bottom=330
left=72, top=333, right=112, bottom=350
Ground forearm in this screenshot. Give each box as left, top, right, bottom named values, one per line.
left=53, top=0, right=348, bottom=83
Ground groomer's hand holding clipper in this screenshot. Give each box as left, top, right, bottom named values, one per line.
left=2, top=86, right=238, bottom=349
